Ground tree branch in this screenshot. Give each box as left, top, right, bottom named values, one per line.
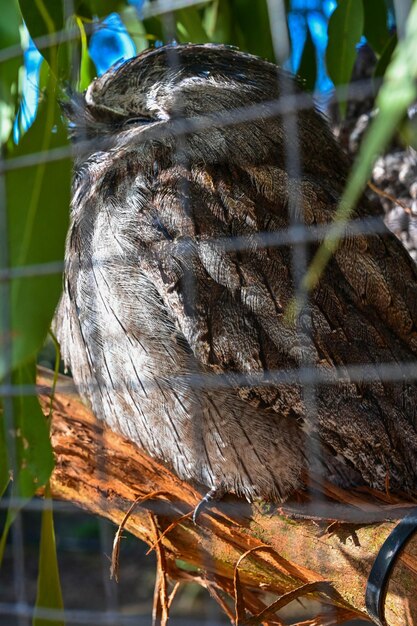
left=37, top=370, right=417, bottom=626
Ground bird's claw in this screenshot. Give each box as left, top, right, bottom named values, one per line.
left=192, top=485, right=225, bottom=523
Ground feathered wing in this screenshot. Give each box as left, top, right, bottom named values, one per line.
left=56, top=42, right=417, bottom=500
left=141, top=157, right=417, bottom=493
left=56, top=149, right=308, bottom=502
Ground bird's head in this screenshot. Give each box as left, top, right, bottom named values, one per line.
left=63, top=43, right=342, bottom=176
left=63, top=44, right=283, bottom=145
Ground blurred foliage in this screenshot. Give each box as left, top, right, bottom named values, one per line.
left=326, top=0, right=364, bottom=117
left=5, top=101, right=70, bottom=379
left=0, top=0, right=21, bottom=143
left=363, top=0, right=390, bottom=54
left=33, top=485, right=64, bottom=626
left=0, top=0, right=416, bottom=620
left=302, top=0, right=417, bottom=299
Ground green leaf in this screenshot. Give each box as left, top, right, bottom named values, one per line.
left=176, top=7, right=210, bottom=43
left=142, top=16, right=165, bottom=44
left=203, top=0, right=232, bottom=43
left=120, top=6, right=150, bottom=54
left=326, top=0, right=364, bottom=118
left=298, top=28, right=317, bottom=92
left=231, top=0, right=275, bottom=61
left=299, top=1, right=417, bottom=303
left=0, top=361, right=54, bottom=563
left=363, top=0, right=389, bottom=55
left=13, top=364, right=54, bottom=496
left=33, top=485, right=64, bottom=626
left=18, top=0, right=64, bottom=38
left=0, top=509, right=17, bottom=565
left=0, top=0, right=23, bottom=144
left=18, top=0, right=64, bottom=67
left=374, top=32, right=397, bottom=80
left=74, top=0, right=126, bottom=21
left=0, top=60, right=21, bottom=144
left=0, top=410, right=10, bottom=499
left=0, top=0, right=21, bottom=50
left=75, top=16, right=91, bottom=91
left=1, top=76, right=70, bottom=379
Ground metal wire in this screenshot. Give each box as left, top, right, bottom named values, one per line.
left=0, top=2, right=413, bottom=625
left=267, top=0, right=328, bottom=541
left=0, top=601, right=211, bottom=625
left=3, top=358, right=417, bottom=401
left=0, top=78, right=379, bottom=177
left=0, top=138, right=30, bottom=626
left=0, top=214, right=389, bottom=293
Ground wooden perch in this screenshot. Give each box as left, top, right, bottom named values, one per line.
left=37, top=370, right=417, bottom=626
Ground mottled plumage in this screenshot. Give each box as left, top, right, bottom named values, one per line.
left=56, top=44, right=417, bottom=503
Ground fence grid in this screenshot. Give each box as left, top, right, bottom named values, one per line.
left=0, top=2, right=414, bottom=625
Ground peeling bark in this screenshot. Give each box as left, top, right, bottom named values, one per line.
left=38, top=370, right=417, bottom=626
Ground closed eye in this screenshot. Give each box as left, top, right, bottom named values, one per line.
left=123, top=117, right=153, bottom=127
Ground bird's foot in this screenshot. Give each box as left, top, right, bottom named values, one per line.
left=192, top=485, right=226, bottom=523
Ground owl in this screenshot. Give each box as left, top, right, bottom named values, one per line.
left=56, top=44, right=417, bottom=507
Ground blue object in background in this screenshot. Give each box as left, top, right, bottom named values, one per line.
left=285, top=0, right=337, bottom=95
left=88, top=1, right=146, bottom=75
left=16, top=1, right=338, bottom=141
left=14, top=0, right=394, bottom=140
left=13, top=35, right=43, bottom=143
left=89, top=12, right=137, bottom=76
left=14, top=3, right=143, bottom=140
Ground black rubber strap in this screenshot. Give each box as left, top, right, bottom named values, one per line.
left=365, top=507, right=417, bottom=626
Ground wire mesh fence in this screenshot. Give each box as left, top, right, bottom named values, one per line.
left=1, top=1, right=417, bottom=625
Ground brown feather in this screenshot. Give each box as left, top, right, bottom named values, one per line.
left=56, top=44, right=417, bottom=501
